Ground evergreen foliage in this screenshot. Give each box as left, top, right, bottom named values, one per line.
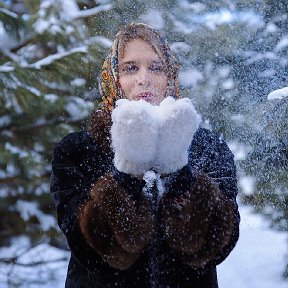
left=0, top=0, right=102, bottom=249
left=238, top=0, right=288, bottom=276
left=236, top=0, right=288, bottom=276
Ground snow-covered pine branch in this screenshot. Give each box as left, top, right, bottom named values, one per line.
left=70, top=4, right=113, bottom=20
left=0, top=7, right=18, bottom=18
left=25, top=46, right=87, bottom=69
left=267, top=87, right=288, bottom=100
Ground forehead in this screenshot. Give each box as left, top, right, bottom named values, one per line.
left=120, top=39, right=161, bottom=62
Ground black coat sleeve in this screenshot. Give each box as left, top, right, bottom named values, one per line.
left=190, top=128, right=240, bottom=265
left=189, top=128, right=238, bottom=199
left=50, top=131, right=109, bottom=269
left=159, top=128, right=240, bottom=267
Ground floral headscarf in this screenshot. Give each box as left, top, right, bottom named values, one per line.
left=99, top=23, right=180, bottom=111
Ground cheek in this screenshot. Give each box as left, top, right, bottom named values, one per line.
left=153, top=76, right=168, bottom=94
left=119, top=76, right=132, bottom=94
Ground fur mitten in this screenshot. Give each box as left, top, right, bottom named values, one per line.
left=111, top=99, right=158, bottom=175
left=78, top=174, right=154, bottom=270
left=159, top=171, right=234, bottom=267
left=153, top=97, right=201, bottom=174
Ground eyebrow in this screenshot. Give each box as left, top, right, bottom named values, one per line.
left=119, top=60, right=164, bottom=65
left=119, top=61, right=136, bottom=65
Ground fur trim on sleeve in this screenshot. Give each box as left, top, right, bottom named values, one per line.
left=182, top=196, right=236, bottom=268
left=78, top=173, right=154, bottom=270
left=159, top=172, right=235, bottom=267
left=78, top=200, right=140, bottom=270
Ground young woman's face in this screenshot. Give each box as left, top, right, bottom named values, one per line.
left=118, top=39, right=168, bottom=105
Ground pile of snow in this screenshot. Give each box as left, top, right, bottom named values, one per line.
left=140, top=9, right=164, bottom=30
left=26, top=46, right=87, bottom=69
left=0, top=238, right=69, bottom=288
left=68, top=3, right=113, bottom=20
left=267, top=87, right=288, bottom=100
left=111, top=97, right=201, bottom=175
left=0, top=21, right=17, bottom=52
left=179, top=68, right=203, bottom=88
left=16, top=200, right=56, bottom=231
left=173, top=8, right=263, bottom=33
left=275, top=36, right=288, bottom=52
left=218, top=205, right=287, bottom=288
left=64, top=96, right=94, bottom=121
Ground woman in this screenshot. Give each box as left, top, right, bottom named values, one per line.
left=50, top=23, right=240, bottom=288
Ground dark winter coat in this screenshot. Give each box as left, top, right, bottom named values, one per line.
left=50, top=109, right=240, bottom=288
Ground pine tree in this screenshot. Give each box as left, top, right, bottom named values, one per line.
left=239, top=1, right=288, bottom=217
left=0, top=0, right=114, bottom=285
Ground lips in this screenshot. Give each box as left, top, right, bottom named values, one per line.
left=136, top=92, right=154, bottom=102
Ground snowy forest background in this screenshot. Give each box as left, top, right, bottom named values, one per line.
left=0, top=0, right=287, bottom=287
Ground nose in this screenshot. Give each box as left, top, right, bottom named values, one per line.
left=135, top=67, right=150, bottom=86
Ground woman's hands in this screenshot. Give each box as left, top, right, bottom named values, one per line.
left=158, top=170, right=235, bottom=267
left=153, top=97, right=201, bottom=174
left=111, top=97, right=201, bottom=176
left=78, top=173, right=154, bottom=270
left=111, top=99, right=158, bottom=175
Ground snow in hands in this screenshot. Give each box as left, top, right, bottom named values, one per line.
left=111, top=96, right=201, bottom=175
left=111, top=99, right=158, bottom=175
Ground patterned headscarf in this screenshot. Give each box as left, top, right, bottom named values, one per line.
left=99, top=23, right=180, bottom=111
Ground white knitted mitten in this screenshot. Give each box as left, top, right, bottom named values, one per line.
left=153, top=97, right=201, bottom=174
left=111, top=99, right=158, bottom=175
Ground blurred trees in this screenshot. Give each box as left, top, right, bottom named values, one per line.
left=237, top=0, right=288, bottom=276
left=0, top=0, right=111, bottom=285
left=1, top=0, right=96, bottom=250
left=0, top=0, right=287, bottom=285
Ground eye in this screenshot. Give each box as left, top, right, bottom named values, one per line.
left=149, top=62, right=166, bottom=73
left=121, top=64, right=138, bottom=74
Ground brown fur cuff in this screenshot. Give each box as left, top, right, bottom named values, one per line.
left=78, top=174, right=153, bottom=270
left=182, top=197, right=235, bottom=268
left=159, top=173, right=235, bottom=266
left=78, top=200, right=139, bottom=270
